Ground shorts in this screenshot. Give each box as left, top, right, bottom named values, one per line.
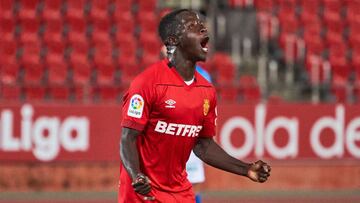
left=118, top=184, right=195, bottom=203
left=118, top=167, right=195, bottom=203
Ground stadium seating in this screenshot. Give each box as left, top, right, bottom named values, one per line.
left=0, top=55, right=19, bottom=84
left=0, top=84, right=21, bottom=100
left=3, top=0, right=356, bottom=103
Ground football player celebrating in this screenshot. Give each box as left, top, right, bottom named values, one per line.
left=119, top=9, right=271, bottom=203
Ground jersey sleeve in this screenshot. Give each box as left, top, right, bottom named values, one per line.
left=121, top=77, right=154, bottom=132
left=199, top=89, right=217, bottom=138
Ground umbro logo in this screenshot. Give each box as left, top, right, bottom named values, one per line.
left=165, top=99, right=176, bottom=108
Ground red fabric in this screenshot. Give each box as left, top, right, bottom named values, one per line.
left=120, top=60, right=216, bottom=198
left=118, top=165, right=195, bottom=203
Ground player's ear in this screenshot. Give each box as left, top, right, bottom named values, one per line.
left=165, top=35, right=179, bottom=47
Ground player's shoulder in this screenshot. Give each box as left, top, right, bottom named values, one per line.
left=131, top=60, right=166, bottom=86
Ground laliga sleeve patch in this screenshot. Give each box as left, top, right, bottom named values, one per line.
left=127, top=94, right=145, bottom=118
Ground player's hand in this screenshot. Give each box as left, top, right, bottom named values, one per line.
left=247, top=160, right=271, bottom=183
left=131, top=173, right=152, bottom=195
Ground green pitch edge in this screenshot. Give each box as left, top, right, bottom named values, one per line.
left=0, top=191, right=117, bottom=200
left=201, top=189, right=360, bottom=199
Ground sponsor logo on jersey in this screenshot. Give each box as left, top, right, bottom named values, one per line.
left=127, top=94, right=144, bottom=118
left=203, top=99, right=210, bottom=116
left=154, top=121, right=203, bottom=137
left=165, top=99, right=176, bottom=108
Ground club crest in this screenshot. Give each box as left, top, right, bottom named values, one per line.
left=203, top=99, right=210, bottom=116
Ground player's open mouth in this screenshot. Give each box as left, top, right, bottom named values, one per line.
left=200, top=37, right=209, bottom=53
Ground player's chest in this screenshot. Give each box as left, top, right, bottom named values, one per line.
left=152, top=86, right=211, bottom=120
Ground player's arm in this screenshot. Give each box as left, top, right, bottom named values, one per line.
left=120, top=127, right=151, bottom=195
left=193, top=137, right=271, bottom=183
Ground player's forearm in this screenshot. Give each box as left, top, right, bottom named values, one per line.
left=120, top=127, right=142, bottom=180
left=194, top=137, right=251, bottom=177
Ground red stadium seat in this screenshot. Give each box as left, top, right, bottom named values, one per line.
left=138, top=0, right=157, bottom=12
left=115, top=32, right=137, bottom=47
left=43, top=17, right=63, bottom=34
left=139, top=32, right=162, bottom=56
left=301, top=0, right=320, bottom=13
left=113, top=11, right=135, bottom=34
left=117, top=36, right=137, bottom=69
left=24, top=85, right=46, bottom=101
left=20, top=42, right=42, bottom=65
left=137, top=11, right=158, bottom=33
left=254, top=0, right=273, bottom=12
left=69, top=54, right=92, bottom=85
left=42, top=0, right=62, bottom=21
left=278, top=13, right=299, bottom=33
left=0, top=16, right=15, bottom=35
left=348, top=20, right=360, bottom=47
left=305, top=35, right=325, bottom=56
left=325, top=31, right=344, bottom=48
left=302, top=19, right=322, bottom=37
left=94, top=60, right=116, bottom=85
left=18, top=0, right=40, bottom=21
left=238, top=75, right=261, bottom=102
left=48, top=85, right=70, bottom=101
left=329, top=45, right=350, bottom=85
left=0, top=39, right=17, bottom=56
left=94, top=85, right=122, bottom=102
left=209, top=53, right=236, bottom=82
left=67, top=32, right=88, bottom=51
left=0, top=84, right=21, bottom=100
left=93, top=44, right=115, bottom=85
left=69, top=39, right=90, bottom=54
left=322, top=0, right=343, bottom=13
left=89, top=0, right=110, bottom=22
left=0, top=0, right=14, bottom=19
left=19, top=18, right=40, bottom=44
left=47, top=55, right=68, bottom=85
left=113, top=0, right=133, bottom=12
left=0, top=55, right=19, bottom=84
left=72, top=84, right=93, bottom=101
left=120, top=60, right=141, bottom=85
left=67, top=17, right=87, bottom=33
left=22, top=56, right=44, bottom=84
left=91, top=18, right=111, bottom=45
left=299, top=11, right=321, bottom=27
left=93, top=42, right=112, bottom=60
left=65, top=0, right=86, bottom=22
left=139, top=53, right=159, bottom=69
left=46, top=37, right=65, bottom=55
left=323, top=11, right=344, bottom=34
left=277, top=0, right=297, bottom=10
left=217, top=83, right=238, bottom=102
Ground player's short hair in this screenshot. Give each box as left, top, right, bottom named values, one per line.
left=158, top=9, right=191, bottom=45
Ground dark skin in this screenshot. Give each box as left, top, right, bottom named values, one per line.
left=120, top=10, right=271, bottom=196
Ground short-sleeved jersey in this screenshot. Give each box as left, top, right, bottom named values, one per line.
left=120, top=59, right=217, bottom=193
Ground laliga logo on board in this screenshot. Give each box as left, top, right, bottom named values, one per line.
left=220, top=104, right=360, bottom=159
left=0, top=104, right=89, bottom=161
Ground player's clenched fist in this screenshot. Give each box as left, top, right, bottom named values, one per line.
left=132, top=173, right=152, bottom=195
left=247, top=160, right=271, bottom=183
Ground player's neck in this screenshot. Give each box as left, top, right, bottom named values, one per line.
left=171, top=53, right=196, bottom=81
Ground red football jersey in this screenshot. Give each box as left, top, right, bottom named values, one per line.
left=120, top=60, right=217, bottom=200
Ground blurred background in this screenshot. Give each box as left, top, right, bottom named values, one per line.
left=0, top=0, right=360, bottom=202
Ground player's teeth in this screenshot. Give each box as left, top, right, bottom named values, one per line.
left=202, top=47, right=208, bottom=52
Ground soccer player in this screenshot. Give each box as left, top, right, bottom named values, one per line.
left=119, top=9, right=271, bottom=202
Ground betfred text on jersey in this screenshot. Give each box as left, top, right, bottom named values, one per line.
left=155, top=121, right=203, bottom=137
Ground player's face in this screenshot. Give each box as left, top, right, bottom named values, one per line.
left=178, top=12, right=209, bottom=62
